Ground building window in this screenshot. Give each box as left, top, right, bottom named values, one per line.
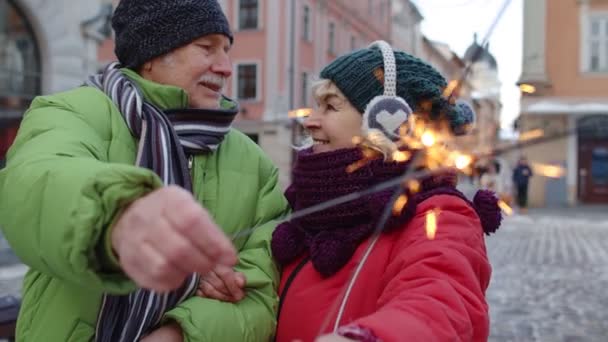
left=328, top=22, right=336, bottom=54
left=236, top=64, right=258, bottom=100
left=588, top=16, right=608, bottom=72
left=0, top=0, right=41, bottom=168
left=301, top=72, right=309, bottom=107
left=302, top=5, right=311, bottom=41
left=238, top=0, right=259, bottom=30
left=0, top=0, right=40, bottom=105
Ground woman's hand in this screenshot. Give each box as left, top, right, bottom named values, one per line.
left=140, top=322, right=183, bottom=342
left=314, top=333, right=357, bottom=342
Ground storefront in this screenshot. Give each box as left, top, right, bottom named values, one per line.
left=578, top=115, right=608, bottom=203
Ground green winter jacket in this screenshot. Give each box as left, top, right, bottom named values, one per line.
left=0, top=69, right=289, bottom=341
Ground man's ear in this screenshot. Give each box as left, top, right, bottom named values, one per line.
left=139, top=60, right=153, bottom=75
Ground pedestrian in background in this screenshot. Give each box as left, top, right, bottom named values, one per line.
left=512, top=156, right=533, bottom=214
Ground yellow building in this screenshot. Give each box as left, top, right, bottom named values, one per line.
left=518, top=0, right=608, bottom=207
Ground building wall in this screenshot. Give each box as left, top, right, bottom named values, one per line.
left=1, top=0, right=111, bottom=164
left=224, top=0, right=393, bottom=187
left=13, top=0, right=107, bottom=93
left=545, top=0, right=608, bottom=97
left=517, top=113, right=569, bottom=207
left=519, top=0, right=608, bottom=206
left=391, top=0, right=423, bottom=56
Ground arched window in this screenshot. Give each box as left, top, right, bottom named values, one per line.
left=0, top=0, right=41, bottom=114
left=0, top=1, right=41, bottom=167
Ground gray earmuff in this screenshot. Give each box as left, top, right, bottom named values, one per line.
left=361, top=40, right=412, bottom=141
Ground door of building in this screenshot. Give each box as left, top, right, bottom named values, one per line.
left=578, top=115, right=608, bottom=203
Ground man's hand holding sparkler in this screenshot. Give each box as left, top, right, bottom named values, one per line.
left=111, top=186, right=238, bottom=292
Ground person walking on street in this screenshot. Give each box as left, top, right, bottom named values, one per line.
left=512, top=156, right=533, bottom=214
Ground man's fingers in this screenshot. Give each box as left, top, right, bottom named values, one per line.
left=198, top=280, right=233, bottom=302
left=215, top=268, right=246, bottom=300
left=166, top=200, right=237, bottom=266
left=134, top=243, right=188, bottom=291
left=201, top=271, right=231, bottom=296
left=235, top=272, right=246, bottom=288
left=147, top=217, right=214, bottom=276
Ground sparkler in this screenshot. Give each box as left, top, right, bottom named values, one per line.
left=425, top=209, right=440, bottom=240
left=531, top=162, right=565, bottom=179
left=498, top=200, right=514, bottom=216
left=518, top=129, right=544, bottom=141
left=519, top=84, right=537, bottom=94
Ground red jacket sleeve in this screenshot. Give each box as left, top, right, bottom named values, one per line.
left=351, top=194, right=492, bottom=342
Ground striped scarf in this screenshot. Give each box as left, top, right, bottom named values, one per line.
left=87, top=62, right=238, bottom=342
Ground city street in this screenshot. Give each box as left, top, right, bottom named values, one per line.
left=0, top=208, right=607, bottom=341
left=487, top=208, right=608, bottom=342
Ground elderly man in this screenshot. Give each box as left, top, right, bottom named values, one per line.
left=0, top=0, right=288, bottom=341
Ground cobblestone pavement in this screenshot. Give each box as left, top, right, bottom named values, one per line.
left=487, top=211, right=608, bottom=342
left=0, top=236, right=26, bottom=298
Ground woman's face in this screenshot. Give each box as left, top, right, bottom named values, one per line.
left=303, top=83, right=363, bottom=154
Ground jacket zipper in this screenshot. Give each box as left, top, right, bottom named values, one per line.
left=187, top=155, right=194, bottom=174
left=273, top=256, right=311, bottom=342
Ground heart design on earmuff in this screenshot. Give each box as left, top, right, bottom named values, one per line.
left=377, top=109, right=408, bottom=134
left=364, top=95, right=413, bottom=139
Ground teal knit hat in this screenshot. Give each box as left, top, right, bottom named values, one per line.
left=320, top=44, right=473, bottom=135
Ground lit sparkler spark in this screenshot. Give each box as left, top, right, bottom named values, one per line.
left=407, top=180, right=421, bottom=193
left=392, top=151, right=412, bottom=162
left=346, top=159, right=370, bottom=173
left=498, top=200, right=513, bottom=215
left=425, top=209, right=440, bottom=240
left=288, top=108, right=313, bottom=118
left=519, top=84, right=536, bottom=94
left=421, top=131, right=436, bottom=147
left=392, top=195, right=408, bottom=215
left=518, top=129, right=544, bottom=141
left=531, top=163, right=565, bottom=178
left=454, top=154, right=473, bottom=170
left=443, top=80, right=460, bottom=99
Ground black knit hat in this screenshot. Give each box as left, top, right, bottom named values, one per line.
left=112, top=0, right=233, bottom=69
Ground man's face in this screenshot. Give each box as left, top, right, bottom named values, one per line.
left=141, top=34, right=232, bottom=109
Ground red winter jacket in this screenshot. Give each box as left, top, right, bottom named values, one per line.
left=275, top=194, right=492, bottom=342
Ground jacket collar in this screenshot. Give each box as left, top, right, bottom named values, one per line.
left=121, top=68, right=189, bottom=110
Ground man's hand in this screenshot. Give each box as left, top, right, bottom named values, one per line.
left=196, top=265, right=246, bottom=302
left=111, top=186, right=237, bottom=292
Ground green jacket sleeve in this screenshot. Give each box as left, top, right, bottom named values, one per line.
left=165, top=160, right=289, bottom=342
left=0, top=93, right=162, bottom=293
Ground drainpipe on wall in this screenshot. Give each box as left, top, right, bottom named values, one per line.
left=288, top=0, right=297, bottom=168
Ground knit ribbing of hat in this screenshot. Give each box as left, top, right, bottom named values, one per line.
left=321, top=48, right=448, bottom=115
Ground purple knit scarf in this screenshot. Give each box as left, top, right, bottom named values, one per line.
left=271, top=148, right=501, bottom=277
